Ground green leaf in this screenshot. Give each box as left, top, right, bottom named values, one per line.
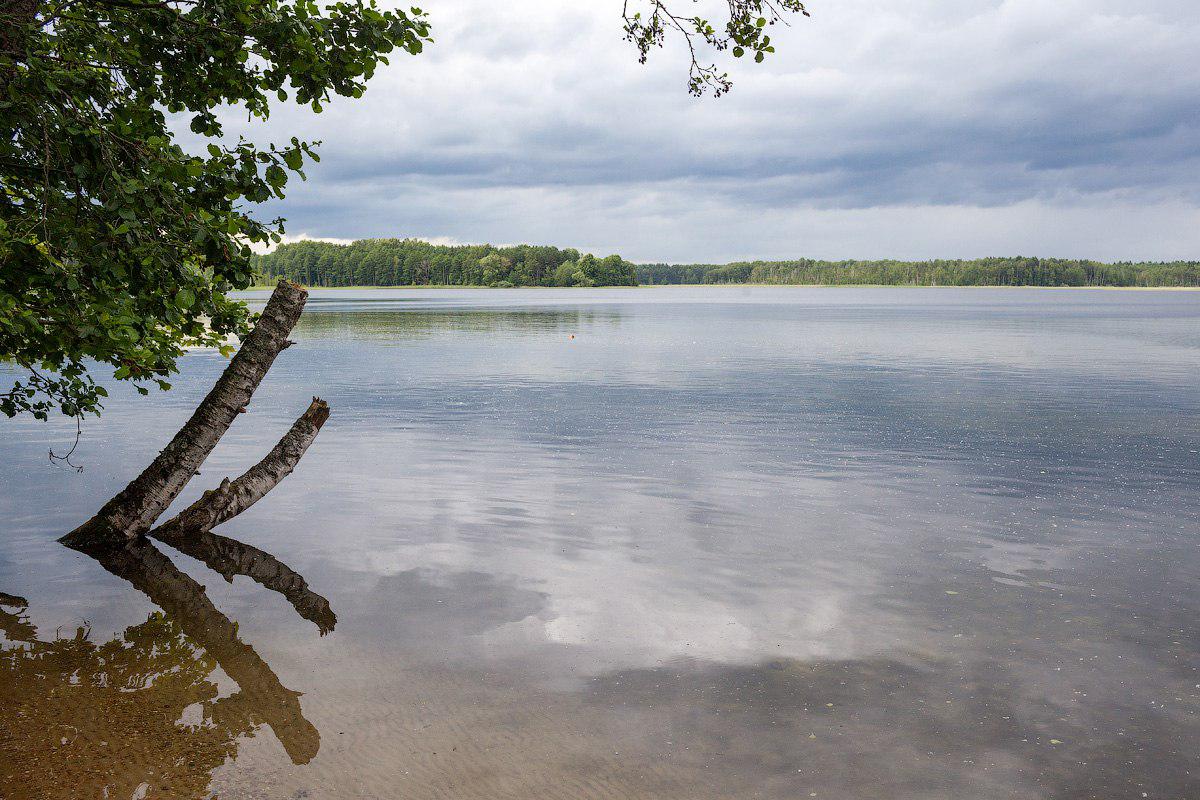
left=175, top=289, right=195, bottom=309
left=265, top=164, right=287, bottom=188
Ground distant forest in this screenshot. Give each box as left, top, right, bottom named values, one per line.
left=253, top=240, right=1200, bottom=288
left=252, top=239, right=638, bottom=287
left=638, top=258, right=1200, bottom=287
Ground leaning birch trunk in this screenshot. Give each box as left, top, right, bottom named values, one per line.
left=62, top=279, right=309, bottom=545
left=152, top=398, right=330, bottom=539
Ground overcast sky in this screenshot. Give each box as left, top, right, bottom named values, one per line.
left=221, top=0, right=1200, bottom=263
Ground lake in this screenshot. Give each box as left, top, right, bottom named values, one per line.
left=2, top=286, right=1198, bottom=799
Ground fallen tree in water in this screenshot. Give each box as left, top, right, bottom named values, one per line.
left=61, top=279, right=326, bottom=547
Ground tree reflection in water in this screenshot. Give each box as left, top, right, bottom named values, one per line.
left=0, top=533, right=333, bottom=799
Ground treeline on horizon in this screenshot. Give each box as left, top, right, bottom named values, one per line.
left=254, top=240, right=1200, bottom=288
left=637, top=257, right=1200, bottom=287
left=252, top=239, right=638, bottom=287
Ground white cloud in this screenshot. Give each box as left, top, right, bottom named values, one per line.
left=251, top=232, right=357, bottom=254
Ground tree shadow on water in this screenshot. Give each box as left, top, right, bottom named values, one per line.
left=0, top=532, right=334, bottom=799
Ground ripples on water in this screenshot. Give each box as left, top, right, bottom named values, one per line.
left=1, top=287, right=1198, bottom=799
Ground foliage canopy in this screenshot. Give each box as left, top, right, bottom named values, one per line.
left=638, top=257, right=1200, bottom=288
left=253, top=238, right=639, bottom=288
left=0, top=0, right=430, bottom=419
left=261, top=240, right=1200, bottom=289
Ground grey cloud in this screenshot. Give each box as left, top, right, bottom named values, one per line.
left=208, top=0, right=1200, bottom=260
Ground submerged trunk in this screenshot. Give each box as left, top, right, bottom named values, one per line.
left=62, top=280, right=309, bottom=545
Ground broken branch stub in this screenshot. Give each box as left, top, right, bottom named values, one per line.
left=62, top=280, right=314, bottom=545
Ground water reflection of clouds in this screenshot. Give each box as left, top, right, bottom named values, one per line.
left=256, top=304, right=1199, bottom=679
left=318, top=430, right=1003, bottom=673
left=4, top=288, right=1198, bottom=798
left=287, top=307, right=1200, bottom=386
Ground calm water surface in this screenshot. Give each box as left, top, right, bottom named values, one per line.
left=2, top=286, right=1198, bottom=799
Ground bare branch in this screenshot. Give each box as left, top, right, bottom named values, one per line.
left=622, top=0, right=810, bottom=96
